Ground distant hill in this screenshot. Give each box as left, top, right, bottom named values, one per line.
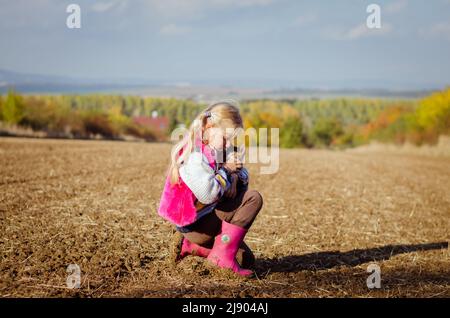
left=0, top=68, right=441, bottom=99
left=0, top=69, right=155, bottom=94
left=0, top=69, right=74, bottom=85
left=264, top=87, right=436, bottom=99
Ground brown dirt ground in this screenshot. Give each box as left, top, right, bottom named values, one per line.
left=0, top=137, right=449, bottom=298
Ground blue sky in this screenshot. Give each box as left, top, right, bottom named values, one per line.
left=1, top=0, right=450, bottom=89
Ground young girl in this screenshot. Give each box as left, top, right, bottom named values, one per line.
left=158, top=101, right=263, bottom=277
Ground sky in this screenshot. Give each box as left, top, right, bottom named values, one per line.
left=0, top=0, right=450, bottom=89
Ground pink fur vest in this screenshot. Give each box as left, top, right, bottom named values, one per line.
left=157, top=140, right=216, bottom=227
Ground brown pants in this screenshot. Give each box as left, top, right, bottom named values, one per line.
left=183, top=189, right=263, bottom=248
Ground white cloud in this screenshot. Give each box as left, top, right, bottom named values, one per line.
left=292, top=13, right=317, bottom=27
left=348, top=23, right=393, bottom=39
left=323, top=23, right=393, bottom=40
left=160, top=23, right=192, bottom=36
left=142, top=0, right=273, bottom=19
left=91, top=0, right=128, bottom=13
left=92, top=2, right=117, bottom=13
left=230, top=0, right=273, bottom=7
left=385, top=0, right=408, bottom=14
left=419, top=22, right=450, bottom=41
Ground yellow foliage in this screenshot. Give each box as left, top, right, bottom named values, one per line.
left=108, top=106, right=130, bottom=128
left=416, top=87, right=450, bottom=133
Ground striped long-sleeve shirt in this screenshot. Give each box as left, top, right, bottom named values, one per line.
left=179, top=152, right=230, bottom=205
left=177, top=152, right=249, bottom=232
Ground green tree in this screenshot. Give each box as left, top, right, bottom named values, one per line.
left=0, top=95, right=3, bottom=121
left=280, top=117, right=303, bottom=148
left=1, top=90, right=24, bottom=124
left=311, top=117, right=344, bottom=146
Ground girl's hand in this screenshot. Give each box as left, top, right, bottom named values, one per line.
left=224, top=173, right=238, bottom=199
left=223, top=152, right=243, bottom=173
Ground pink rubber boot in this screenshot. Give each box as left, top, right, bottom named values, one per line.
left=171, top=231, right=211, bottom=263
left=180, top=238, right=211, bottom=259
left=206, top=221, right=253, bottom=276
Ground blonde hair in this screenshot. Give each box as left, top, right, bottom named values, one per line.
left=168, top=100, right=243, bottom=185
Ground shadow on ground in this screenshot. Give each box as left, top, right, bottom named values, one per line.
left=255, top=242, right=448, bottom=275
left=122, top=242, right=449, bottom=297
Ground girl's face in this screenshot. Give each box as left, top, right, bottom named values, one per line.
left=205, top=126, right=233, bottom=151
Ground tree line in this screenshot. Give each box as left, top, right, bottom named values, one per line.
left=0, top=88, right=448, bottom=148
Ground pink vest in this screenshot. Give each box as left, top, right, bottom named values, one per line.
left=157, top=139, right=216, bottom=227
